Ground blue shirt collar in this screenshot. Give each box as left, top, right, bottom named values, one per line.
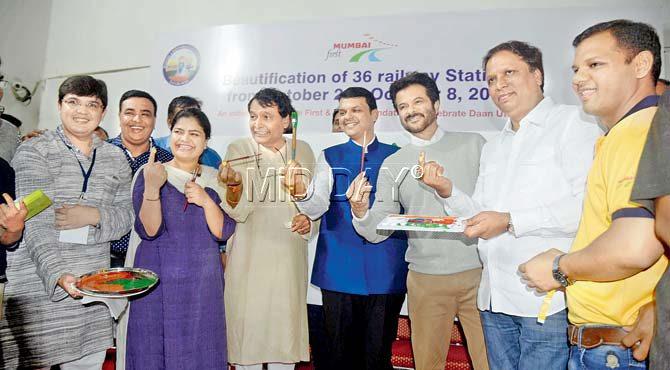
left=606, top=95, right=659, bottom=135
left=618, top=95, right=659, bottom=123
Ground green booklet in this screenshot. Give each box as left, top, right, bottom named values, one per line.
left=15, top=190, right=52, bottom=221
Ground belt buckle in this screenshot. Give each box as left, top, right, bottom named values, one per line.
left=581, top=335, right=605, bottom=349
left=570, top=325, right=606, bottom=349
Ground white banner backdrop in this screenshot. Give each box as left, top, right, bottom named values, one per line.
left=149, top=7, right=663, bottom=307
left=150, top=7, right=662, bottom=139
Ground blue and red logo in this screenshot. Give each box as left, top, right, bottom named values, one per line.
left=163, top=44, right=200, bottom=86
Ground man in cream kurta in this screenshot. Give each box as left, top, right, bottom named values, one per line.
left=222, top=138, right=314, bottom=365
left=218, top=88, right=315, bottom=369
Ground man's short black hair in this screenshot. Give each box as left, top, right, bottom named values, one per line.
left=482, top=41, right=545, bottom=91
left=338, top=87, right=377, bottom=111
left=248, top=88, right=295, bottom=134
left=389, top=72, right=440, bottom=112
left=659, top=78, right=670, bottom=86
left=168, top=96, right=202, bottom=127
left=119, top=90, right=158, bottom=116
left=171, top=107, right=212, bottom=139
left=58, top=75, right=108, bottom=109
left=573, top=19, right=661, bottom=83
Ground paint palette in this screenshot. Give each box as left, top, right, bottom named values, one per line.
left=377, top=214, right=465, bottom=233
left=76, top=268, right=159, bottom=298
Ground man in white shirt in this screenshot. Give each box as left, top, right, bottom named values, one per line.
left=426, top=41, right=601, bottom=369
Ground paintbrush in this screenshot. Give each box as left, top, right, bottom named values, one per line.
left=183, top=166, right=199, bottom=212
left=291, top=111, right=298, bottom=161
left=221, top=153, right=262, bottom=167
left=359, top=131, right=367, bottom=174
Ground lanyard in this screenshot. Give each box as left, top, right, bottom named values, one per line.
left=75, top=149, right=97, bottom=196
left=58, top=134, right=97, bottom=197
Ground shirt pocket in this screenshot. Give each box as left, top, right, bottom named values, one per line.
left=100, top=174, right=121, bottom=203
left=515, top=148, right=557, bottom=195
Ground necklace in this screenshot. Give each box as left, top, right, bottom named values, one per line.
left=254, top=142, right=288, bottom=178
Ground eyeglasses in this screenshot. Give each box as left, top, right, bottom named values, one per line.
left=62, top=98, right=103, bottom=111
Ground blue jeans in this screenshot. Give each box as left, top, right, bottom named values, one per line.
left=568, top=344, right=647, bottom=370
left=480, top=309, right=569, bottom=370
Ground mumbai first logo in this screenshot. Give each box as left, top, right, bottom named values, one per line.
left=325, top=34, right=398, bottom=62
left=163, top=44, right=200, bottom=86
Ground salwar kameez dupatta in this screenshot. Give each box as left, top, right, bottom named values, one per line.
left=222, top=137, right=315, bottom=365
left=117, top=164, right=234, bottom=370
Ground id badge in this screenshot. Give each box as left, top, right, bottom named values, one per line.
left=59, top=226, right=90, bottom=244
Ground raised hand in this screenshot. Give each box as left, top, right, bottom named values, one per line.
left=0, top=193, right=28, bottom=233
left=420, top=157, right=453, bottom=198
left=218, top=161, right=243, bottom=207
left=218, top=161, right=242, bottom=186
left=282, top=160, right=308, bottom=199
left=347, top=172, right=372, bottom=218
left=143, top=148, right=167, bottom=195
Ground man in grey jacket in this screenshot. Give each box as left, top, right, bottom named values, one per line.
left=349, top=72, right=488, bottom=370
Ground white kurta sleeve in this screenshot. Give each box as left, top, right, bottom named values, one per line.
left=295, top=151, right=332, bottom=221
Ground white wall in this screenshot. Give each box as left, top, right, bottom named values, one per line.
left=1, top=0, right=668, bottom=134
left=0, top=0, right=52, bottom=131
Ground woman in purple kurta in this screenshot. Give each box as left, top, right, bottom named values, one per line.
left=125, top=108, right=234, bottom=369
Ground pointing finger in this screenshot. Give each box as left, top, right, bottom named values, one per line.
left=148, top=147, right=156, bottom=164
left=2, top=193, right=16, bottom=210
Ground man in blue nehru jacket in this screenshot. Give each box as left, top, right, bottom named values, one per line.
left=292, top=87, right=408, bottom=370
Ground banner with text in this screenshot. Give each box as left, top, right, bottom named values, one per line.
left=151, top=7, right=662, bottom=138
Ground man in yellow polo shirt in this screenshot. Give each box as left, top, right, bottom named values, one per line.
left=519, top=19, right=667, bottom=370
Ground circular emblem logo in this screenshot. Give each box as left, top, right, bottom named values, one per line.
left=162, top=44, right=200, bottom=86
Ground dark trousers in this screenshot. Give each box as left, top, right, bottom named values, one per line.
left=321, top=289, right=405, bottom=370
left=308, top=304, right=329, bottom=370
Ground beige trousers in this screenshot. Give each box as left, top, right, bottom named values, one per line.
left=407, top=268, right=489, bottom=370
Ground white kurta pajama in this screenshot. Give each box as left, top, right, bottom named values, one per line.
left=222, top=138, right=315, bottom=365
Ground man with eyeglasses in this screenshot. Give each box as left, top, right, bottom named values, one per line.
left=108, top=90, right=172, bottom=267
left=0, top=75, right=133, bottom=369
left=435, top=41, right=601, bottom=369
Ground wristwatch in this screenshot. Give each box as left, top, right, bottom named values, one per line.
left=506, top=214, right=515, bottom=235
left=552, top=254, right=573, bottom=287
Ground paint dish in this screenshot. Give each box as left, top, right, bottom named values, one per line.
left=76, top=268, right=159, bottom=298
